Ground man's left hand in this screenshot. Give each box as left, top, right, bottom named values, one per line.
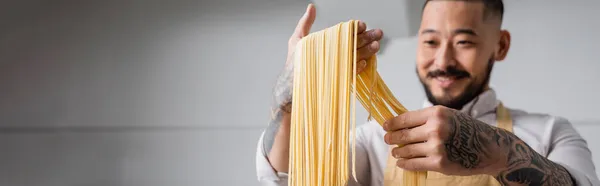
left=383, top=105, right=510, bottom=176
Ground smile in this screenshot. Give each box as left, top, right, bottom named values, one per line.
left=433, top=76, right=465, bottom=88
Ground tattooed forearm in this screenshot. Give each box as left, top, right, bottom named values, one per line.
left=445, top=111, right=575, bottom=186
left=262, top=57, right=295, bottom=154
left=495, top=139, right=574, bottom=186
left=272, top=58, right=295, bottom=113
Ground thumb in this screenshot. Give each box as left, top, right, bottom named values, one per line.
left=294, top=4, right=316, bottom=37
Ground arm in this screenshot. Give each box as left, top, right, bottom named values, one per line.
left=384, top=106, right=599, bottom=186
left=494, top=117, right=600, bottom=185
left=262, top=4, right=316, bottom=173
left=263, top=58, right=294, bottom=172
left=492, top=124, right=575, bottom=185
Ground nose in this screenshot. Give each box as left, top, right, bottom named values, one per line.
left=433, top=41, right=457, bottom=70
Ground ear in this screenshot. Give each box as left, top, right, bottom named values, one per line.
left=494, top=30, right=511, bottom=61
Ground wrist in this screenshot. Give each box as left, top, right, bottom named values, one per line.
left=281, top=101, right=293, bottom=113
left=490, top=138, right=534, bottom=180
left=487, top=130, right=531, bottom=177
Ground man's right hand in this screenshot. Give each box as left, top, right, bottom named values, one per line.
left=265, top=3, right=384, bottom=173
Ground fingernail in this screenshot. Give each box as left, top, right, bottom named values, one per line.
left=383, top=120, right=389, bottom=130
left=303, top=4, right=311, bottom=16
left=306, top=3, right=314, bottom=12
left=371, top=41, right=380, bottom=50
left=359, top=60, right=367, bottom=68
left=384, top=133, right=390, bottom=144
left=376, top=29, right=384, bottom=38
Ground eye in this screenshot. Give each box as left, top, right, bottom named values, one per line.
left=457, top=40, right=475, bottom=45
left=424, top=40, right=438, bottom=46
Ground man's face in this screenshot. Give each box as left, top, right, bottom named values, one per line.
left=417, top=1, right=507, bottom=110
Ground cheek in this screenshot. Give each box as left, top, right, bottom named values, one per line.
left=455, top=48, right=488, bottom=77
left=416, top=63, right=427, bottom=77
left=416, top=48, right=435, bottom=76
left=455, top=50, right=477, bottom=70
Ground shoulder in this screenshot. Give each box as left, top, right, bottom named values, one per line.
left=508, top=107, right=573, bottom=130
left=506, top=107, right=581, bottom=154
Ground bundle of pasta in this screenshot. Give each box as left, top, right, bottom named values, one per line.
left=288, top=20, right=426, bottom=186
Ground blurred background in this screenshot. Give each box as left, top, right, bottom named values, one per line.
left=0, top=0, right=599, bottom=185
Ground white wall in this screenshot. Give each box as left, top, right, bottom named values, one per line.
left=0, top=0, right=309, bottom=128
left=0, top=0, right=599, bottom=186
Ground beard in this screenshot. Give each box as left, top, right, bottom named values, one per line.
left=418, top=57, right=495, bottom=110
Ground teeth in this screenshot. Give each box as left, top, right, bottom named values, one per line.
left=437, top=76, right=450, bottom=81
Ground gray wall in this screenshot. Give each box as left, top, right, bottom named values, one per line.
left=0, top=0, right=598, bottom=186
left=0, top=0, right=304, bottom=185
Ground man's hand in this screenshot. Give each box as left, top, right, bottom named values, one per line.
left=383, top=105, right=508, bottom=176
left=276, top=4, right=383, bottom=113
left=383, top=105, right=575, bottom=185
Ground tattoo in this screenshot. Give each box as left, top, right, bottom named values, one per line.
left=444, top=111, right=574, bottom=186
left=504, top=168, right=545, bottom=185
left=496, top=139, right=574, bottom=186
left=445, top=111, right=497, bottom=169
left=263, top=56, right=295, bottom=154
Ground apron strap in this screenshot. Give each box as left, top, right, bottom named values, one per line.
left=496, top=102, right=513, bottom=132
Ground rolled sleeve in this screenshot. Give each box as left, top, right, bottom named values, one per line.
left=256, top=130, right=288, bottom=186
left=545, top=117, right=600, bottom=186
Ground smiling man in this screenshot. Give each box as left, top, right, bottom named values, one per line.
left=255, top=0, right=600, bottom=185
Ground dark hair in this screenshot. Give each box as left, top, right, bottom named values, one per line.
left=423, top=0, right=504, bottom=21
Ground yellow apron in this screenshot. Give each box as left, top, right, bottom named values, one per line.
left=383, top=103, right=513, bottom=186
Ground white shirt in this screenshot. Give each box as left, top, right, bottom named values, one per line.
left=255, top=89, right=600, bottom=186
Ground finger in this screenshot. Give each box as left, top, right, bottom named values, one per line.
left=293, top=4, right=317, bottom=37
left=356, top=41, right=380, bottom=61
left=384, top=127, right=428, bottom=146
left=383, top=108, right=430, bottom=131
left=391, top=142, right=430, bottom=159
left=357, top=21, right=367, bottom=34
left=396, top=157, right=436, bottom=172
left=356, top=60, right=367, bottom=73
left=357, top=29, right=383, bottom=48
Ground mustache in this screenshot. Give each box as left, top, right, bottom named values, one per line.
left=427, top=67, right=471, bottom=79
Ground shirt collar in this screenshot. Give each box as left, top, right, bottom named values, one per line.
left=422, top=89, right=500, bottom=118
